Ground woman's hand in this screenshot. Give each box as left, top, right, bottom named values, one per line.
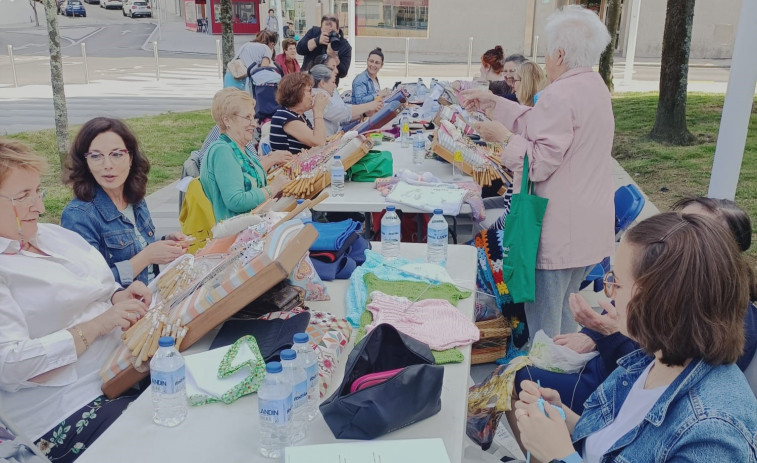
left=312, top=92, right=330, bottom=115
left=112, top=281, right=153, bottom=306
left=367, top=99, right=384, bottom=116
left=516, top=379, right=563, bottom=409
left=91, top=298, right=148, bottom=335
left=553, top=332, right=597, bottom=354
left=516, top=401, right=577, bottom=463
left=473, top=121, right=511, bottom=143
left=261, top=150, right=294, bottom=171
left=165, top=231, right=193, bottom=249
left=377, top=88, right=392, bottom=98
left=460, top=88, right=497, bottom=113
left=569, top=293, right=620, bottom=336
left=144, top=240, right=186, bottom=265
left=267, top=174, right=290, bottom=197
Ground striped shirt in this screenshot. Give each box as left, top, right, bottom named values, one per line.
left=269, top=108, right=312, bottom=154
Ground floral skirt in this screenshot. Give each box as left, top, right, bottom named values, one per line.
left=35, top=392, right=140, bottom=462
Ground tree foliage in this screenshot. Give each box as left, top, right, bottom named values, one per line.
left=649, top=0, right=697, bottom=145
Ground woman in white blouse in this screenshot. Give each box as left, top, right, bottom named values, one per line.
left=0, top=138, right=150, bottom=462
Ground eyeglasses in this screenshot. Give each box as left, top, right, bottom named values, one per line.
left=84, top=148, right=129, bottom=164
left=603, top=271, right=620, bottom=298
left=234, top=114, right=256, bottom=125
left=0, top=188, right=46, bottom=206
left=512, top=78, right=522, bottom=82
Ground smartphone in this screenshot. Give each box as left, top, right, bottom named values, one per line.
left=261, top=142, right=271, bottom=155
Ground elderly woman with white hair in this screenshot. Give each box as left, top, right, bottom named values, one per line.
left=463, top=5, right=614, bottom=343
left=305, top=64, right=383, bottom=137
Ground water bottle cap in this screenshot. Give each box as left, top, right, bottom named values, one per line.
left=266, top=361, right=283, bottom=373
left=416, top=130, right=423, bottom=134
left=296, top=199, right=304, bottom=204
left=158, top=336, right=175, bottom=347
left=434, top=209, right=443, bottom=215
left=334, top=155, right=341, bottom=159
left=293, top=332, right=309, bottom=343
left=386, top=205, right=396, bottom=212
left=280, top=349, right=297, bottom=360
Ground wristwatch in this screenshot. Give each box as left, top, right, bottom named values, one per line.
left=549, top=452, right=583, bottom=463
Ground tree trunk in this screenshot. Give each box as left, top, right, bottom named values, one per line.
left=30, top=0, right=40, bottom=27
left=598, top=0, right=622, bottom=92
left=649, top=0, right=696, bottom=145
left=220, top=0, right=234, bottom=75
left=44, top=0, right=70, bottom=176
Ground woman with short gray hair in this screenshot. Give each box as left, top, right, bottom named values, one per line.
left=305, top=64, right=383, bottom=137
left=462, top=5, right=614, bottom=344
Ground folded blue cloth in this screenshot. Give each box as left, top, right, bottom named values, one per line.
left=310, top=220, right=361, bottom=251
left=312, top=255, right=357, bottom=281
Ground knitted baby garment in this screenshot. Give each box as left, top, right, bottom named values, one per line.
left=365, top=291, right=480, bottom=350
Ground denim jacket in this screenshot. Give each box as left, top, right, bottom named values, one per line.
left=572, top=350, right=757, bottom=462
left=351, top=70, right=379, bottom=104
left=61, top=186, right=157, bottom=286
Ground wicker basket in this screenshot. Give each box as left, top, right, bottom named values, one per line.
left=471, top=313, right=511, bottom=365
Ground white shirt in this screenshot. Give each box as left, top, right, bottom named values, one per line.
left=0, top=224, right=123, bottom=440
left=583, top=362, right=667, bottom=463
left=305, top=88, right=353, bottom=137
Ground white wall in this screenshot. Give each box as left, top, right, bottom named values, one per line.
left=0, top=0, right=37, bottom=26
left=620, top=0, right=738, bottom=59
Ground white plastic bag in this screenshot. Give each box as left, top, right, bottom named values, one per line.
left=528, top=330, right=598, bottom=374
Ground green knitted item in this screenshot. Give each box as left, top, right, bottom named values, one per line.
left=432, top=348, right=465, bottom=364
left=353, top=274, right=471, bottom=365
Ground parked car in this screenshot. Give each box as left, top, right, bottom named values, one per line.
left=100, top=0, right=122, bottom=9
left=82, top=0, right=99, bottom=4
left=123, top=0, right=151, bottom=17
left=62, top=0, right=86, bottom=16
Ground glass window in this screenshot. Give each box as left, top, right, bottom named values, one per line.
left=339, top=0, right=428, bottom=38
left=214, top=2, right=256, bottom=24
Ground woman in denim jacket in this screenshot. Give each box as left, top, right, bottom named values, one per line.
left=512, top=212, right=757, bottom=463
left=61, top=118, right=188, bottom=286
left=351, top=48, right=390, bottom=105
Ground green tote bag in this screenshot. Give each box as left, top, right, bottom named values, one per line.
left=500, top=155, right=548, bottom=303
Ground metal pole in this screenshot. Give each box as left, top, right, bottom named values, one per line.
left=348, top=0, right=356, bottom=80
left=467, top=37, right=473, bottom=78
left=157, top=0, right=162, bottom=41
left=708, top=0, right=757, bottom=200
left=404, top=37, right=410, bottom=78
left=532, top=35, right=538, bottom=61
left=623, top=0, right=641, bottom=82
left=7, top=45, right=18, bottom=88
left=81, top=43, right=89, bottom=84
left=153, top=41, right=160, bottom=81
left=216, top=38, right=222, bottom=79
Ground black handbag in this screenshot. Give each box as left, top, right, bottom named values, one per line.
left=319, top=324, right=444, bottom=439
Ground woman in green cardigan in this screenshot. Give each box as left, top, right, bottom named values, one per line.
left=200, top=88, right=292, bottom=222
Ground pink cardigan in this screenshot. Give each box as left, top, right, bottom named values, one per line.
left=494, top=67, right=615, bottom=270
left=274, top=53, right=300, bottom=75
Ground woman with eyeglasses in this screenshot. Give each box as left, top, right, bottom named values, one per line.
left=201, top=88, right=292, bottom=222
left=511, top=211, right=757, bottom=463
left=506, top=197, right=757, bottom=420
left=0, top=137, right=150, bottom=463
left=61, top=117, right=189, bottom=286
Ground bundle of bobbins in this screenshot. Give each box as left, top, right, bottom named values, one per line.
left=156, top=257, right=198, bottom=302
left=122, top=304, right=188, bottom=367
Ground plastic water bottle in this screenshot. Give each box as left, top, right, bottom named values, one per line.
left=381, top=205, right=401, bottom=259
left=258, top=361, right=293, bottom=458
left=412, top=130, right=426, bottom=166
left=330, top=155, right=345, bottom=197
left=416, top=78, right=426, bottom=98
left=280, top=349, right=309, bottom=443
left=295, top=199, right=312, bottom=223
left=427, top=209, right=448, bottom=265
left=292, top=333, right=319, bottom=421
left=150, top=336, right=187, bottom=427
left=400, top=110, right=411, bottom=148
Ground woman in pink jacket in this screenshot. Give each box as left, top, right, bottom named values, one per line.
left=463, top=5, right=614, bottom=344
left=275, top=38, right=301, bottom=75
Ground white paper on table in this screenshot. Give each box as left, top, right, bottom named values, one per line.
left=386, top=181, right=467, bottom=215
left=184, top=344, right=253, bottom=399
left=285, top=438, right=451, bottom=463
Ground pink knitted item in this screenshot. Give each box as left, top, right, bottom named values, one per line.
left=365, top=291, right=480, bottom=350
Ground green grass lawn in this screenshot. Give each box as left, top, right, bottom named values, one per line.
left=611, top=93, right=757, bottom=265
left=6, top=93, right=756, bottom=264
